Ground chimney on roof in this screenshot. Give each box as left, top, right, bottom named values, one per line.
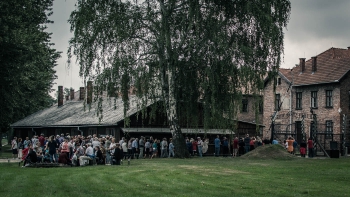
left=58, top=86, right=63, bottom=107
left=87, top=81, right=93, bottom=104
left=299, top=58, right=306, bottom=73
left=79, top=87, right=85, bottom=100
left=70, top=89, right=74, bottom=100
left=311, top=56, right=317, bottom=73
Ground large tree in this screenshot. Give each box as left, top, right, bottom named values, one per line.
left=68, top=0, right=290, bottom=157
left=0, top=0, right=60, bottom=147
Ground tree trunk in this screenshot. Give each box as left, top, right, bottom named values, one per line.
left=159, top=0, right=189, bottom=158
left=166, top=69, right=189, bottom=158
left=0, top=136, right=2, bottom=151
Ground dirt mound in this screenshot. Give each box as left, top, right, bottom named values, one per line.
left=240, top=144, right=297, bottom=160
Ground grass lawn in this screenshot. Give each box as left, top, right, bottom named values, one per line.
left=1, top=139, right=8, bottom=146
left=0, top=156, right=349, bottom=197
left=0, top=144, right=13, bottom=159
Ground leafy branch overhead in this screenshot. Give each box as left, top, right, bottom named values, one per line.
left=68, top=0, right=291, bottom=157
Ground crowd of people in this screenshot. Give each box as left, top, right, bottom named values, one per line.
left=11, top=134, right=181, bottom=167
left=10, top=133, right=316, bottom=167
left=271, top=136, right=315, bottom=158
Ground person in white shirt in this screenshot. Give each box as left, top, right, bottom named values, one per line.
left=168, top=139, right=174, bottom=158
left=109, top=138, right=116, bottom=165
left=119, top=137, right=125, bottom=147
left=161, top=138, right=168, bottom=158
left=85, top=143, right=94, bottom=159
left=197, top=137, right=203, bottom=157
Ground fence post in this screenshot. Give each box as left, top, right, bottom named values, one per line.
left=342, top=114, right=347, bottom=156
left=301, top=115, right=305, bottom=141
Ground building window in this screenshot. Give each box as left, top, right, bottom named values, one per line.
left=348, top=91, right=350, bottom=109
left=326, top=120, right=333, bottom=139
left=277, top=77, right=281, bottom=85
left=325, top=90, right=333, bottom=107
left=88, top=128, right=97, bottom=136
left=275, top=94, right=280, bottom=111
left=295, top=121, right=302, bottom=142
left=242, top=99, right=248, bottom=112
left=296, top=92, right=302, bottom=110
left=258, top=101, right=263, bottom=114
left=106, top=128, right=116, bottom=136
left=311, top=91, right=318, bottom=108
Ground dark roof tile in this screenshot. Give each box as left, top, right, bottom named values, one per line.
left=280, top=47, right=350, bottom=86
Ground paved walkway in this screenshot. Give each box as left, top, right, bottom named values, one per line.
left=0, top=158, right=22, bottom=163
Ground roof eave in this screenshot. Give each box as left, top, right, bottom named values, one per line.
left=11, top=124, right=119, bottom=129
left=292, top=81, right=339, bottom=87
left=278, top=71, right=292, bottom=84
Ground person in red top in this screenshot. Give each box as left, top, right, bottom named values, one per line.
left=191, top=138, right=198, bottom=156
left=38, top=134, right=45, bottom=150
left=232, top=137, right=239, bottom=157
left=307, top=137, right=314, bottom=158
left=249, top=137, right=256, bottom=151
left=61, top=138, right=70, bottom=158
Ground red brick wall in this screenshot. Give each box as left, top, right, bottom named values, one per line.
left=236, top=95, right=263, bottom=124
left=263, top=73, right=348, bottom=139
left=339, top=72, right=350, bottom=129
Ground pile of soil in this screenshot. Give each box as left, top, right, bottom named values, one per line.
left=240, top=144, right=297, bottom=160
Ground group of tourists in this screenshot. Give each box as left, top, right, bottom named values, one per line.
left=10, top=133, right=316, bottom=167
left=271, top=136, right=315, bottom=158
left=229, top=134, right=265, bottom=157
left=12, top=133, right=180, bottom=167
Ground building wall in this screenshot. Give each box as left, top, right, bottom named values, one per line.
left=263, top=74, right=349, bottom=140
left=293, top=84, right=341, bottom=136
left=339, top=72, right=350, bottom=128
left=236, top=95, right=263, bottom=125
left=263, top=75, right=292, bottom=138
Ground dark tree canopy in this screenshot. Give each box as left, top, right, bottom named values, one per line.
left=68, top=0, right=291, bottom=157
left=0, top=0, right=60, bottom=137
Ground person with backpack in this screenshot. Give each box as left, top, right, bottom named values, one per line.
left=293, top=139, right=298, bottom=155
left=161, top=138, right=168, bottom=158
left=17, top=138, right=23, bottom=159
left=168, top=139, right=175, bottom=158
left=223, top=137, right=229, bottom=157
left=11, top=137, right=18, bottom=159
left=46, top=136, right=58, bottom=163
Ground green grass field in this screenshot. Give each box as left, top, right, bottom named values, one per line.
left=0, top=155, right=349, bottom=197
left=1, top=139, right=8, bottom=146
left=0, top=144, right=12, bottom=159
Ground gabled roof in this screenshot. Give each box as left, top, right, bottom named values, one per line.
left=280, top=47, right=350, bottom=86
left=11, top=95, right=154, bottom=128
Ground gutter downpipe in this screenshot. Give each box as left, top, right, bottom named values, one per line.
left=78, top=127, right=83, bottom=136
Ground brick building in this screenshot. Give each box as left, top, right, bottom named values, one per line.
left=235, top=94, right=264, bottom=137
left=263, top=47, right=350, bottom=151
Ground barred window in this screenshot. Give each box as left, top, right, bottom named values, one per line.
left=326, top=120, right=333, bottom=139
left=275, top=94, right=280, bottom=111
left=326, top=90, right=333, bottom=107
left=311, top=91, right=318, bottom=108
left=259, top=101, right=263, bottom=114
left=296, top=92, right=302, bottom=109
left=242, top=99, right=248, bottom=112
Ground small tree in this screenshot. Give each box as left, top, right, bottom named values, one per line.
left=68, top=0, right=290, bottom=158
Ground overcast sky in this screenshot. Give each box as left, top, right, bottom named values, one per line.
left=47, top=0, right=350, bottom=95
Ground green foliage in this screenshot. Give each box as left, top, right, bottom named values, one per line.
left=68, top=0, right=290, bottom=156
left=0, top=0, right=60, bottom=133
